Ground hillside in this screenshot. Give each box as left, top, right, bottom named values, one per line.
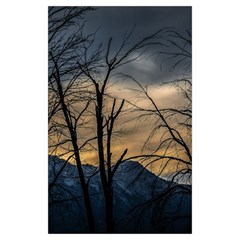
left=48, top=156, right=191, bottom=233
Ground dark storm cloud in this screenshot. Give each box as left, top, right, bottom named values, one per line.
left=83, top=7, right=191, bottom=84
left=85, top=7, right=191, bottom=42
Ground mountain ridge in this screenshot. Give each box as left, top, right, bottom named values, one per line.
left=48, top=155, right=191, bottom=233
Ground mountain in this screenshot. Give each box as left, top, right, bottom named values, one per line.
left=48, top=156, right=191, bottom=233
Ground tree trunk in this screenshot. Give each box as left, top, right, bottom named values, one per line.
left=95, top=89, right=114, bottom=232
left=74, top=147, right=95, bottom=233
left=106, top=181, right=114, bottom=232
left=56, top=76, right=95, bottom=232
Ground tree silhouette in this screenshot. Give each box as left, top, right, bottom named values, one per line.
left=48, top=7, right=96, bottom=232
left=48, top=7, right=191, bottom=233
left=121, top=29, right=192, bottom=231
left=78, top=25, right=171, bottom=232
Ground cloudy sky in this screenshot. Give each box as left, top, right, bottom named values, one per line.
left=84, top=7, right=192, bottom=83
left=85, top=7, right=191, bottom=43
left=49, top=7, right=192, bottom=178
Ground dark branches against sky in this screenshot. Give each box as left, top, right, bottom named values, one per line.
left=48, top=6, right=192, bottom=233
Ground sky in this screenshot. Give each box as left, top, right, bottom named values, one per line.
left=49, top=7, right=192, bottom=179
left=84, top=7, right=192, bottom=83
left=85, top=7, right=191, bottom=46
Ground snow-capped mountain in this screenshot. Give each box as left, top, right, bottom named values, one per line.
left=48, top=156, right=191, bottom=233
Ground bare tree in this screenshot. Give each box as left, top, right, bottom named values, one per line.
left=49, top=6, right=191, bottom=233
left=120, top=29, right=192, bottom=181
left=118, top=29, right=192, bottom=232
left=78, top=27, right=172, bottom=232
left=48, top=7, right=97, bottom=232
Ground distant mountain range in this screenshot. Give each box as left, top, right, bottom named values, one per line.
left=48, top=156, right=191, bottom=233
